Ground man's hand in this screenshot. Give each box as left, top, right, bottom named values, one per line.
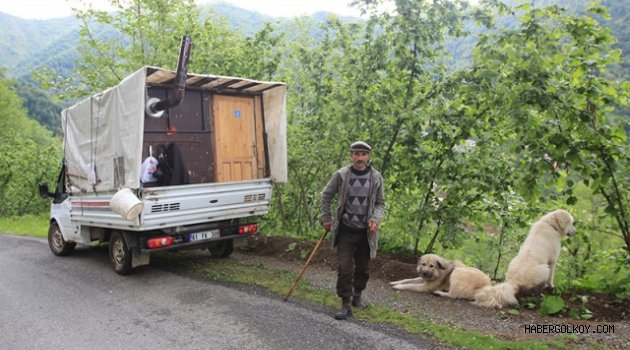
left=368, top=220, right=378, bottom=234
left=323, top=221, right=332, bottom=232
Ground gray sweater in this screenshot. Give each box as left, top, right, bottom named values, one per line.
left=321, top=165, right=385, bottom=258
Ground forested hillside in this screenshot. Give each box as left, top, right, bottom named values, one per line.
left=0, top=70, right=62, bottom=215
left=0, top=0, right=627, bottom=133
left=3, top=1, right=627, bottom=79
left=1, top=0, right=628, bottom=306
left=0, top=13, right=78, bottom=69
left=0, top=3, right=355, bottom=133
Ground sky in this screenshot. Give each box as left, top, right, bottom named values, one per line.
left=0, top=0, right=364, bottom=20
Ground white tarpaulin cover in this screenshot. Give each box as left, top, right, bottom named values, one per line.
left=62, top=66, right=287, bottom=194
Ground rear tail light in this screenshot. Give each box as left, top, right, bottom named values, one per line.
left=147, top=236, right=174, bottom=249
left=238, top=224, right=258, bottom=234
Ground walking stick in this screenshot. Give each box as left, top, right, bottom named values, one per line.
left=284, top=229, right=329, bottom=301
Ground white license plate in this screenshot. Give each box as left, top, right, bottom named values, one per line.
left=189, top=230, right=219, bottom=242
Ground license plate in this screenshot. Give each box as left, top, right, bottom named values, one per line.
left=189, top=230, right=219, bottom=242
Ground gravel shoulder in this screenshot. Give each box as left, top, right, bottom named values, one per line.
left=234, top=236, right=630, bottom=350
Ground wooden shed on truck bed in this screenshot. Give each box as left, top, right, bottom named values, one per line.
left=62, top=66, right=287, bottom=195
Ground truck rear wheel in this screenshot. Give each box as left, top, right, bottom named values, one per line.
left=109, top=231, right=132, bottom=275
left=207, top=239, right=233, bottom=258
left=48, top=222, right=75, bottom=256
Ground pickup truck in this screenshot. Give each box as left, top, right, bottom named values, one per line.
left=39, top=37, right=287, bottom=274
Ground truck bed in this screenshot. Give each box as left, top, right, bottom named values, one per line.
left=69, top=179, right=272, bottom=231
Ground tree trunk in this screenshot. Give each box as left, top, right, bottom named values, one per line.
left=424, top=220, right=442, bottom=254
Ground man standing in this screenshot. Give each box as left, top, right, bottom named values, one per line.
left=321, top=141, right=385, bottom=320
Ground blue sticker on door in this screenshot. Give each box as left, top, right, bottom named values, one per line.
left=234, top=110, right=241, bottom=118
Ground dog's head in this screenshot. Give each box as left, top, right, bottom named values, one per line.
left=416, top=254, right=455, bottom=281
left=544, top=209, right=576, bottom=237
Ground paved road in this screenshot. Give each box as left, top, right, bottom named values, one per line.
left=0, top=234, right=441, bottom=350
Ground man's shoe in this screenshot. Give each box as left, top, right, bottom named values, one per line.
left=334, top=303, right=352, bottom=320
left=351, top=295, right=368, bottom=309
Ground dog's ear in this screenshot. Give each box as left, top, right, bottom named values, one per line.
left=436, top=257, right=454, bottom=271
left=552, top=215, right=563, bottom=233
left=547, top=210, right=565, bottom=233
left=547, top=209, right=577, bottom=236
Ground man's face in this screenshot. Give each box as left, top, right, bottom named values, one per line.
left=350, top=151, right=370, bottom=170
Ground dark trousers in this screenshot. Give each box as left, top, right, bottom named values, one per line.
left=336, top=225, right=370, bottom=302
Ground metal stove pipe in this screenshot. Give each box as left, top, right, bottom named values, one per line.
left=146, top=35, right=192, bottom=117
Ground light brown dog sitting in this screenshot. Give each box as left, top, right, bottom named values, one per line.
left=390, top=254, right=491, bottom=300
left=474, top=209, right=577, bottom=308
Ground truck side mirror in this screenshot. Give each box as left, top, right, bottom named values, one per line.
left=38, top=182, right=51, bottom=198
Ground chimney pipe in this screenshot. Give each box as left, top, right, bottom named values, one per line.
left=146, top=35, right=192, bottom=117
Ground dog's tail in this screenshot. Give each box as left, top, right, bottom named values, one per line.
left=473, top=281, right=518, bottom=308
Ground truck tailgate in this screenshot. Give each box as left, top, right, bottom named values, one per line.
left=139, top=179, right=272, bottom=230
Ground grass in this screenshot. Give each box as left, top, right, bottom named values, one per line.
left=0, top=214, right=48, bottom=238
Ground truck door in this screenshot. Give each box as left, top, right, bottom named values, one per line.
left=212, top=95, right=258, bottom=182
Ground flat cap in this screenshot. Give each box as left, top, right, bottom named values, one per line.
left=350, top=141, right=372, bottom=152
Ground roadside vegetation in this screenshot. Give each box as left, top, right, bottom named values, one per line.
left=0, top=215, right=48, bottom=237
left=152, top=251, right=577, bottom=350
left=1, top=0, right=628, bottom=327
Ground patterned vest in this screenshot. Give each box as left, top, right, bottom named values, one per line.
left=341, top=166, right=371, bottom=230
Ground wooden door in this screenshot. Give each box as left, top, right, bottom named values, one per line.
left=212, top=95, right=257, bottom=182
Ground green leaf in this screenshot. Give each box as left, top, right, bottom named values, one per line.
left=580, top=310, right=593, bottom=320
left=507, top=308, right=520, bottom=316
left=539, top=295, right=565, bottom=315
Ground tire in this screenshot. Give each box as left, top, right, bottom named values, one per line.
left=48, top=222, right=75, bottom=256
left=109, top=231, right=132, bottom=275
left=207, top=239, right=233, bottom=258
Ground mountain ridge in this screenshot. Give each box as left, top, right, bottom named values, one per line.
left=1, top=0, right=627, bottom=133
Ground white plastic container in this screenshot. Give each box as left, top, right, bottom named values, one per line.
left=110, top=188, right=144, bottom=220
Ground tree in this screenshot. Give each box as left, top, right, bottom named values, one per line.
left=37, top=0, right=283, bottom=98
left=467, top=1, right=629, bottom=253
left=15, top=80, right=63, bottom=135
left=352, top=0, right=512, bottom=254
left=0, top=70, right=62, bottom=216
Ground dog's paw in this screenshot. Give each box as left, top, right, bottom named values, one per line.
left=389, top=280, right=402, bottom=286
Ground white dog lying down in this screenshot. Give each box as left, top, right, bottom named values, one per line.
left=473, top=209, right=577, bottom=308
left=390, top=254, right=491, bottom=300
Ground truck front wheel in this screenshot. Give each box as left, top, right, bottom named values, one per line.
left=48, top=222, right=75, bottom=256
left=207, top=239, right=233, bottom=258
left=109, top=231, right=132, bottom=275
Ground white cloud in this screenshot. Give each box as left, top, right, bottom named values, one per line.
left=0, top=0, right=363, bottom=20
left=0, top=0, right=114, bottom=20
left=201, top=0, right=361, bottom=18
